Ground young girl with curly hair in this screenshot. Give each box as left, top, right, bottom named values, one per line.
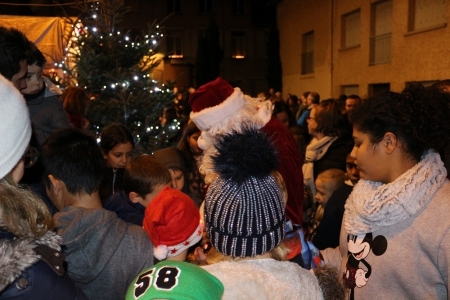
left=321, top=85, right=450, bottom=299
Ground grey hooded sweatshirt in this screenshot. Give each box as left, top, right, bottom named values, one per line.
left=54, top=206, right=154, bottom=300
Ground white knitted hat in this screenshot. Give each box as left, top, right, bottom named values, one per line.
left=0, top=74, right=32, bottom=179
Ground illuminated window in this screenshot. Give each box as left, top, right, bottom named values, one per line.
left=409, top=0, right=446, bottom=31
left=232, top=31, right=245, bottom=59
left=167, top=31, right=183, bottom=58
left=342, top=9, right=360, bottom=48
left=370, top=1, right=392, bottom=65
left=301, top=31, right=314, bottom=74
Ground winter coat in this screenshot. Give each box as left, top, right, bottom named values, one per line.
left=202, top=258, right=323, bottom=300
left=0, top=229, right=87, bottom=300
left=25, top=85, right=72, bottom=147
left=103, top=191, right=145, bottom=226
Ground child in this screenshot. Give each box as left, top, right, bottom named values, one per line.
left=310, top=169, right=346, bottom=249
left=143, top=187, right=203, bottom=262
left=321, top=85, right=450, bottom=299
left=177, top=120, right=206, bottom=202
left=40, top=128, right=154, bottom=300
left=22, top=43, right=71, bottom=147
left=199, top=125, right=336, bottom=299
left=153, top=146, right=201, bottom=206
left=125, top=260, right=223, bottom=300
left=98, top=123, right=135, bottom=201
left=103, top=154, right=171, bottom=225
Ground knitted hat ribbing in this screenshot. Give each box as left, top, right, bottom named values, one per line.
left=204, top=126, right=286, bottom=257
left=0, top=74, right=32, bottom=179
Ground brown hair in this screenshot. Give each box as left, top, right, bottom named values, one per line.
left=123, top=154, right=171, bottom=198
left=314, top=99, right=348, bottom=137
left=62, top=86, right=90, bottom=115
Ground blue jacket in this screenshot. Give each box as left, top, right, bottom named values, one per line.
left=103, top=191, right=146, bottom=226
left=0, top=230, right=87, bottom=300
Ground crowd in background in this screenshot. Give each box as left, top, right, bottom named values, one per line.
left=3, top=25, right=450, bottom=300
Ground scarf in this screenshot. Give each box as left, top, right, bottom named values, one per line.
left=302, top=136, right=338, bottom=195
left=344, top=150, right=447, bottom=235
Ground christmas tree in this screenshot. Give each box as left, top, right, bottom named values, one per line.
left=57, top=0, right=177, bottom=152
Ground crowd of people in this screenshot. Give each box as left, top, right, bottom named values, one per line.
left=2, top=25, right=450, bottom=300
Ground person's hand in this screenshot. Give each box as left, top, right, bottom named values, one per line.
left=193, top=246, right=208, bottom=265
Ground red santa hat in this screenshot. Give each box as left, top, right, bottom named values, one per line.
left=188, top=77, right=247, bottom=131
left=143, top=187, right=203, bottom=260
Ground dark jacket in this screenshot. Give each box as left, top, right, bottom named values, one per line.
left=103, top=191, right=146, bottom=225
left=25, top=85, right=72, bottom=147
left=313, top=134, right=353, bottom=182
left=99, top=167, right=125, bottom=202
left=0, top=229, right=87, bottom=300
left=312, top=183, right=354, bottom=250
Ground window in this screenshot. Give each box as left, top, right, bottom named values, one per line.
left=369, top=83, right=390, bottom=97
left=232, top=31, right=245, bottom=59
left=167, top=31, right=183, bottom=58
left=167, top=0, right=181, bottom=13
left=232, top=0, right=244, bottom=14
left=409, top=0, right=446, bottom=31
left=301, top=31, right=314, bottom=74
left=405, top=80, right=438, bottom=87
left=370, top=1, right=392, bottom=65
left=342, top=85, right=359, bottom=96
left=342, top=9, right=361, bottom=48
left=199, top=0, right=212, bottom=13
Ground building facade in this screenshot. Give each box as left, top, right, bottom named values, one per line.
left=278, top=0, right=450, bottom=99
left=0, top=0, right=275, bottom=96
left=124, top=0, right=272, bottom=95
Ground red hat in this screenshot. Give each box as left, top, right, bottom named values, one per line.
left=143, top=187, right=202, bottom=260
left=189, top=77, right=246, bottom=131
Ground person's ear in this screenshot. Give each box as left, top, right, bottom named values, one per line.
left=383, top=132, right=398, bottom=154
left=128, top=192, right=143, bottom=203
left=48, top=174, right=62, bottom=193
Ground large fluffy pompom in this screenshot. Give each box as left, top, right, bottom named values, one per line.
left=212, top=125, right=278, bottom=185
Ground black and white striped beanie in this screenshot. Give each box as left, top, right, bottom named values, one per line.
left=204, top=126, right=286, bottom=258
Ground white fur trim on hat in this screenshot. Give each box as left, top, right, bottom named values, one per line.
left=152, top=222, right=203, bottom=260
left=190, top=88, right=246, bottom=131
left=0, top=74, right=32, bottom=179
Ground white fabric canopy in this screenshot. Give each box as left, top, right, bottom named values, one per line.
left=0, top=15, right=75, bottom=66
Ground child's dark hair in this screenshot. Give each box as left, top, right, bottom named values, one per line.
left=0, top=26, right=32, bottom=80
left=26, top=43, right=46, bottom=67
left=349, top=85, right=450, bottom=161
left=100, top=123, right=135, bottom=155
left=41, top=128, right=105, bottom=195
left=123, top=155, right=171, bottom=199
